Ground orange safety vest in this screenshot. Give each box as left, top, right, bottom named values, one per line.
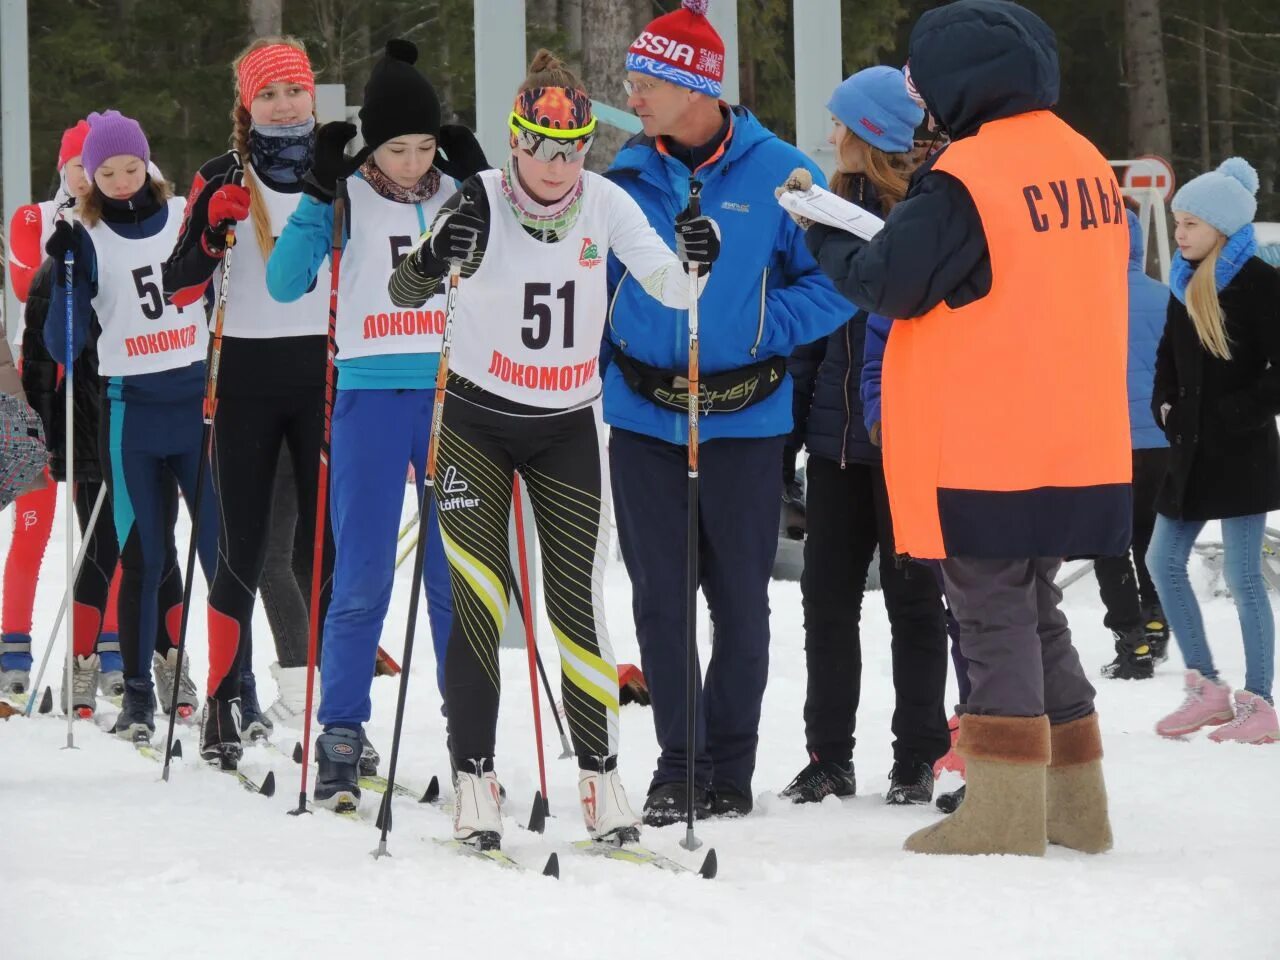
left=882, top=110, right=1131, bottom=560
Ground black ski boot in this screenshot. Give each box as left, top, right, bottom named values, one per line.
left=358, top=726, right=380, bottom=777
left=200, top=696, right=243, bottom=769
left=112, top=679, right=157, bottom=743
left=710, top=783, right=753, bottom=818
left=886, top=759, right=934, bottom=805
left=1100, top=627, right=1154, bottom=680
left=781, top=477, right=806, bottom=540
left=642, top=781, right=711, bottom=827
left=1144, top=606, right=1170, bottom=665
left=314, top=727, right=362, bottom=812
left=780, top=755, right=856, bottom=803
left=239, top=670, right=273, bottom=742
left=936, top=783, right=966, bottom=814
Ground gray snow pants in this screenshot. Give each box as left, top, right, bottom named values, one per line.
left=939, top=557, right=1095, bottom=724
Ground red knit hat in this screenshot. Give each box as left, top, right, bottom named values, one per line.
left=236, top=42, right=316, bottom=110
left=627, top=0, right=725, bottom=98
left=58, top=120, right=91, bottom=170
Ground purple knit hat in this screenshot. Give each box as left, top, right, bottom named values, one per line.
left=82, top=110, right=150, bottom=179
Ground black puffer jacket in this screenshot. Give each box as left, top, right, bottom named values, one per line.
left=1152, top=257, right=1280, bottom=520
left=20, top=257, right=105, bottom=483
left=790, top=175, right=886, bottom=466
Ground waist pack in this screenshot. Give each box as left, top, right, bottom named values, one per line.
left=611, top=349, right=786, bottom=414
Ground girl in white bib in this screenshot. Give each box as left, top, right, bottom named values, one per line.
left=267, top=39, right=488, bottom=812
left=44, top=110, right=217, bottom=743
left=387, top=50, right=721, bottom=851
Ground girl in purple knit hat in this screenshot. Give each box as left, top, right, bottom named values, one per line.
left=44, top=109, right=219, bottom=743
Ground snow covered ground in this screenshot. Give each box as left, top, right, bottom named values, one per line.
left=4, top=496, right=1278, bottom=960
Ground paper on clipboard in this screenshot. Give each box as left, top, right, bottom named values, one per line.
left=777, top=185, right=885, bottom=240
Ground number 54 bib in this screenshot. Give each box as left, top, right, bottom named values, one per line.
left=88, top=197, right=208, bottom=377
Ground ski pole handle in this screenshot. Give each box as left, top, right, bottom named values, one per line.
left=687, top=179, right=702, bottom=218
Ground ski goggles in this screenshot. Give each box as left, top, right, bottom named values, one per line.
left=509, top=86, right=597, bottom=162
left=509, top=112, right=597, bottom=163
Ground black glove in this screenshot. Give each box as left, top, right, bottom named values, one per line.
left=674, top=207, right=720, bottom=268
left=44, top=221, right=87, bottom=286
left=416, top=187, right=487, bottom=277
left=434, top=124, right=489, bottom=181
left=302, top=122, right=370, bottom=203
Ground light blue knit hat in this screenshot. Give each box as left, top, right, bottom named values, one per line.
left=827, top=66, right=924, bottom=155
left=1170, top=157, right=1258, bottom=237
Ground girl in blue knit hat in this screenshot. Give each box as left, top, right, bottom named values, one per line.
left=779, top=66, right=954, bottom=807
left=1149, top=156, right=1280, bottom=745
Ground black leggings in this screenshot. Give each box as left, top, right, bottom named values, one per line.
left=437, top=380, right=617, bottom=765
left=206, top=387, right=333, bottom=700
left=800, top=456, right=950, bottom=766
left=1093, top=447, right=1169, bottom=631
left=71, top=478, right=178, bottom=659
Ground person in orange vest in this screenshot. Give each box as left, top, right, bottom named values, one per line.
left=797, top=0, right=1131, bottom=856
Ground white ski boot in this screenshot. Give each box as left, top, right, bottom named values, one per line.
left=453, top=759, right=503, bottom=850
left=579, top=759, right=641, bottom=844
left=153, top=649, right=198, bottom=720
left=60, top=654, right=100, bottom=717
left=265, top=662, right=310, bottom=726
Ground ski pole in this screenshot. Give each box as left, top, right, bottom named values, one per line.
left=512, top=473, right=549, bottom=810
left=681, top=180, right=703, bottom=852
left=293, top=183, right=345, bottom=816
left=25, top=483, right=109, bottom=716
left=162, top=229, right=235, bottom=779
left=533, top=634, right=572, bottom=760
left=61, top=247, right=77, bottom=750
left=375, top=256, right=465, bottom=858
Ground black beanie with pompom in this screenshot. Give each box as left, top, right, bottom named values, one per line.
left=359, top=39, right=442, bottom=150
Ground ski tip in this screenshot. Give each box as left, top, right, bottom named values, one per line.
left=420, top=774, right=440, bottom=804
left=375, top=793, right=392, bottom=833
left=527, top=791, right=547, bottom=834
left=698, top=848, right=718, bottom=880
left=171, top=740, right=184, bottom=760
left=260, top=770, right=277, bottom=798
left=292, top=741, right=303, bottom=764
left=38, top=687, right=53, bottom=714
left=542, top=852, right=560, bottom=879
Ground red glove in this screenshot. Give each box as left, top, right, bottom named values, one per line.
left=207, top=183, right=250, bottom=231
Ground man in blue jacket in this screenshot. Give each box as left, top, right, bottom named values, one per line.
left=604, top=1, right=847, bottom=824
left=1092, top=207, right=1172, bottom=680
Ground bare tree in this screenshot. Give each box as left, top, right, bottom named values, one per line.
left=580, top=0, right=640, bottom=171
left=1195, top=5, right=1211, bottom=168
left=1124, top=0, right=1174, bottom=157
left=248, top=0, right=283, bottom=38
left=1215, top=1, right=1234, bottom=156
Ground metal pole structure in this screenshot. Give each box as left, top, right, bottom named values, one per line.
left=1, top=0, right=33, bottom=349
left=473, top=0, right=527, bottom=173
left=704, top=1, right=739, bottom=106
left=792, top=0, right=842, bottom=178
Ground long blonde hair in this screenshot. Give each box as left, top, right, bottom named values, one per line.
left=1186, top=234, right=1231, bottom=360
left=230, top=35, right=313, bottom=262
left=830, top=130, right=915, bottom=212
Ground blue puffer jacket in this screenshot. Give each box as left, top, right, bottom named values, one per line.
left=1125, top=209, right=1171, bottom=450
left=789, top=176, right=888, bottom=466
left=603, top=107, right=848, bottom=443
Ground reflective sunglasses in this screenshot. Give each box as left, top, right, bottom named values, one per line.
left=509, top=112, right=597, bottom=163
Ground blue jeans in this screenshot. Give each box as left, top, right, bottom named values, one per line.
left=1147, top=513, right=1275, bottom=701
left=319, top=388, right=453, bottom=729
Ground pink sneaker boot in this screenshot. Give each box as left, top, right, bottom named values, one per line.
left=1155, top=670, right=1234, bottom=738
left=1208, top=691, right=1280, bottom=745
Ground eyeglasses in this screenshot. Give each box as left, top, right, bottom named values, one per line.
left=509, top=112, right=596, bottom=163
left=623, top=77, right=666, bottom=98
